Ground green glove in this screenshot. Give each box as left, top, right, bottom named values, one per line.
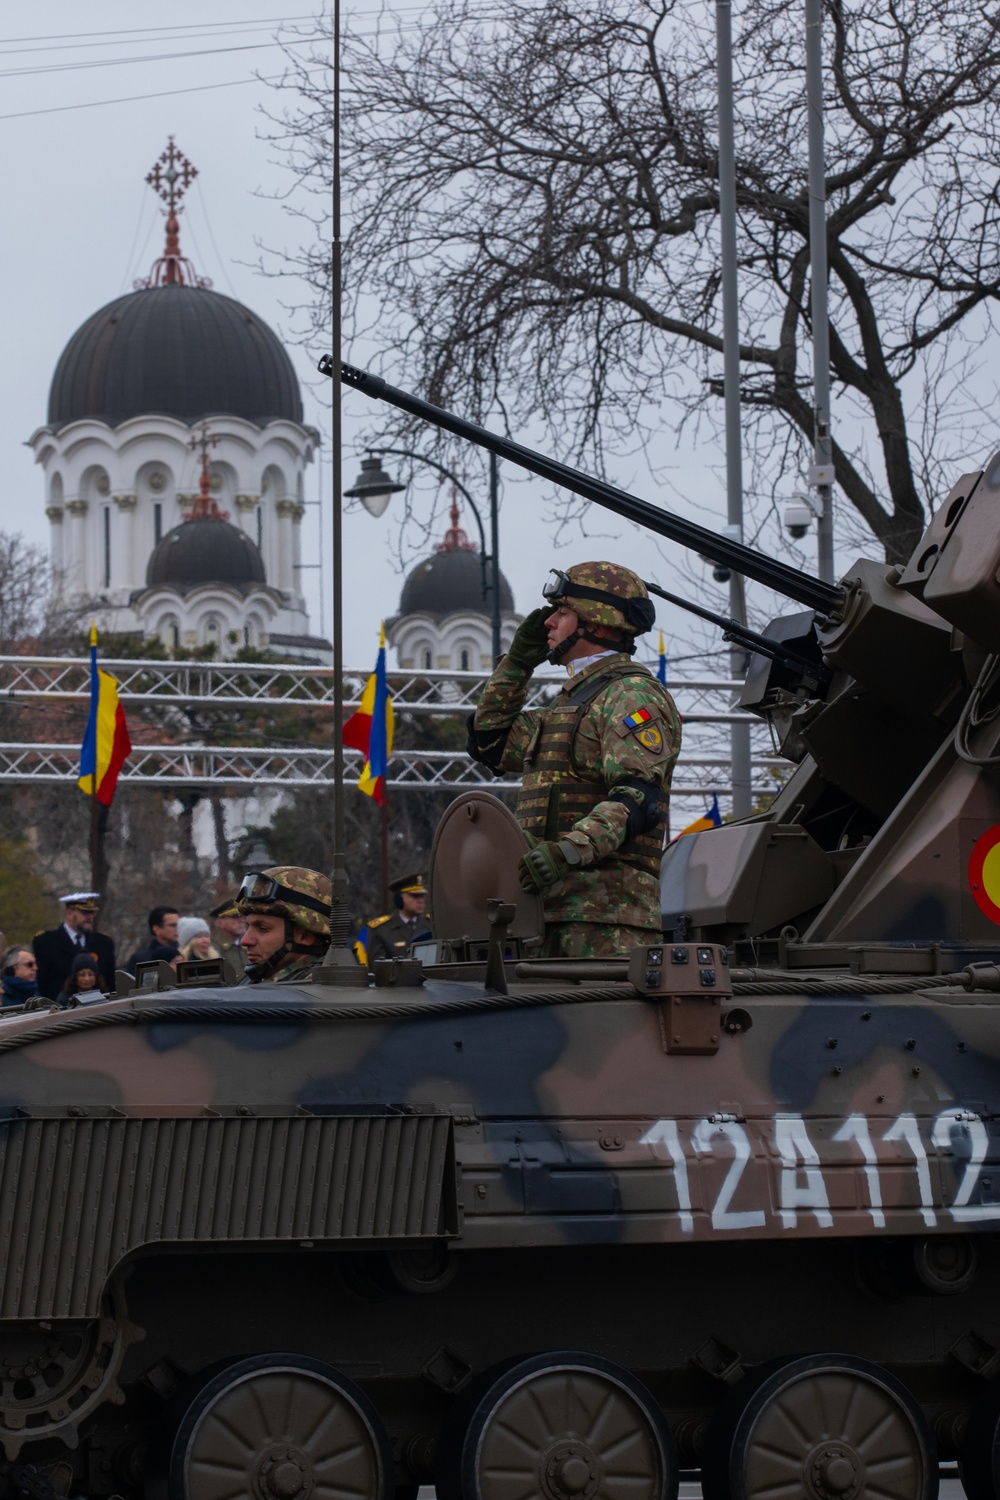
left=506, top=607, right=551, bottom=673
left=517, top=837, right=584, bottom=893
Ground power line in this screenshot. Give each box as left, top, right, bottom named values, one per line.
left=0, top=16, right=319, bottom=47
left=0, top=41, right=282, bottom=80
left=0, top=7, right=453, bottom=52
left=0, top=73, right=288, bottom=122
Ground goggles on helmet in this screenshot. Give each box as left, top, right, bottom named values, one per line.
left=237, top=872, right=330, bottom=918
left=542, top=569, right=655, bottom=632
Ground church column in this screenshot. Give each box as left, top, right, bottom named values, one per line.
left=46, top=505, right=64, bottom=590
left=65, top=499, right=88, bottom=592
left=291, top=502, right=305, bottom=596
left=275, top=498, right=297, bottom=593
left=112, top=493, right=137, bottom=588
left=235, top=493, right=260, bottom=542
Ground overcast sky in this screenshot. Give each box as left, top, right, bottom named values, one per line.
left=0, top=1, right=843, bottom=674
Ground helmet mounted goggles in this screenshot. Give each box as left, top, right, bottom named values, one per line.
left=542, top=569, right=655, bottom=633
left=237, top=872, right=331, bottom=919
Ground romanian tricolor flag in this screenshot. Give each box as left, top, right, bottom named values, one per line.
left=681, top=792, right=723, bottom=836
left=657, top=630, right=667, bottom=686
left=343, top=623, right=394, bottom=804
left=78, top=624, right=131, bottom=806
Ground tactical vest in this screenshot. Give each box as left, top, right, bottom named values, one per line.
left=515, top=660, right=663, bottom=877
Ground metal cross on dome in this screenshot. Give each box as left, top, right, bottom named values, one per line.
left=186, top=424, right=229, bottom=522
left=134, top=137, right=212, bottom=290
left=146, top=137, right=198, bottom=212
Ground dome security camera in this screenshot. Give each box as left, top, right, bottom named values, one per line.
left=783, top=499, right=815, bottom=541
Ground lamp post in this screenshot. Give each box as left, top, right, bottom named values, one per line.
left=346, top=449, right=503, bottom=663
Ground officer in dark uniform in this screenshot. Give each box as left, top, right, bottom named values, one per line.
left=365, top=873, right=432, bottom=967
left=33, top=892, right=117, bottom=1000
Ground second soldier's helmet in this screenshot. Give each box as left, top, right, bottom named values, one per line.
left=543, top=562, right=655, bottom=635
left=236, top=866, right=332, bottom=938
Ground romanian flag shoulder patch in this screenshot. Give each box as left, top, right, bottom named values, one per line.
left=623, top=707, right=653, bottom=730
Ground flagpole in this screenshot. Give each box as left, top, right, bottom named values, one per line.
left=380, top=793, right=389, bottom=914
left=90, top=796, right=99, bottom=895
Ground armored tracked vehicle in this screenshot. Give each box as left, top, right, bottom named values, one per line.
left=2, top=370, right=1000, bottom=1500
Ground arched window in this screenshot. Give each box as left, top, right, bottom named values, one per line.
left=460, top=648, right=470, bottom=671
left=204, top=617, right=220, bottom=649
left=423, top=649, right=432, bottom=670
left=163, top=618, right=180, bottom=652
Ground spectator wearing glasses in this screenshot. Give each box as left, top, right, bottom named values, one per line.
left=2, top=946, right=39, bottom=1007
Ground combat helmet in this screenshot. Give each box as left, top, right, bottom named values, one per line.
left=542, top=562, right=655, bottom=661
left=236, top=866, right=331, bottom=979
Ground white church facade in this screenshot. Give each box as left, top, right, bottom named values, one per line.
left=29, top=139, right=328, bottom=663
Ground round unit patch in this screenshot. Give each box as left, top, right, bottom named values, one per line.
left=969, top=825, right=1000, bottom=924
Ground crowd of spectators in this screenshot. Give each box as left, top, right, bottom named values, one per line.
left=0, top=891, right=247, bottom=1008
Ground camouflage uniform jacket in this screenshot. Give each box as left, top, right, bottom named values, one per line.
left=242, top=954, right=324, bottom=986
left=474, top=652, right=681, bottom=929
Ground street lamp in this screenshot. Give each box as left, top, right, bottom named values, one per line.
left=344, top=455, right=406, bottom=518
left=347, top=447, right=503, bottom=662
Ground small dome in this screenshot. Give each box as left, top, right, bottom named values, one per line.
left=399, top=547, right=515, bottom=619
left=48, top=284, right=302, bottom=431
left=147, top=520, right=267, bottom=593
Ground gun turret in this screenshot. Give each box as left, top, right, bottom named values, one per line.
left=333, top=355, right=1000, bottom=967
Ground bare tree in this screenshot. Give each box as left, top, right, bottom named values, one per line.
left=268, top=0, right=1000, bottom=565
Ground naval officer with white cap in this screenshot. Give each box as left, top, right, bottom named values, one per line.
left=33, top=892, right=116, bottom=1001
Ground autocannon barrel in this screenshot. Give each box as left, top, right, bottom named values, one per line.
left=336, top=360, right=845, bottom=616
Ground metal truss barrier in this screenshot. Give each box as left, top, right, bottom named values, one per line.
left=0, top=656, right=782, bottom=804
left=0, top=655, right=755, bottom=725
left=0, top=742, right=784, bottom=794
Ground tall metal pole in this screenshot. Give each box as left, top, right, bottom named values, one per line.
left=326, top=0, right=362, bottom=975
left=716, top=0, right=752, bottom=820
left=806, top=0, right=835, bottom=584
left=489, top=453, right=501, bottom=663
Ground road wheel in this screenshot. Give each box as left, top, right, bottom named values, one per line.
left=164, top=1352, right=392, bottom=1500
left=701, top=1352, right=937, bottom=1500
left=960, top=1381, right=1000, bottom=1499
left=436, top=1349, right=678, bottom=1500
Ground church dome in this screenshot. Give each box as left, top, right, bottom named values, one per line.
left=400, top=548, right=515, bottom=617
left=146, top=519, right=267, bottom=594
left=47, top=285, right=303, bottom=432
left=399, top=502, right=514, bottom=618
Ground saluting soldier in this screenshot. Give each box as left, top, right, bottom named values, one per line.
left=33, top=892, right=117, bottom=1000
left=469, top=562, right=681, bottom=959
left=365, top=873, right=432, bottom=967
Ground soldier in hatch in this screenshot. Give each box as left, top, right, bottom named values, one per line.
left=235, top=867, right=330, bottom=983
left=469, top=563, right=681, bottom=958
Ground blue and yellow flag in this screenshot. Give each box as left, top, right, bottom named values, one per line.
left=342, top=623, right=394, bottom=803
left=657, top=630, right=667, bottom=686
left=78, top=624, right=132, bottom=806
left=681, top=792, right=722, bottom=836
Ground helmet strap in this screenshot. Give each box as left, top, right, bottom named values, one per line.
left=546, top=627, right=583, bottom=665
left=547, top=627, right=634, bottom=665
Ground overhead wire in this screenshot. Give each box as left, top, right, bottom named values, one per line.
left=0, top=73, right=310, bottom=122
left=0, top=6, right=464, bottom=53
left=0, top=42, right=284, bottom=79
